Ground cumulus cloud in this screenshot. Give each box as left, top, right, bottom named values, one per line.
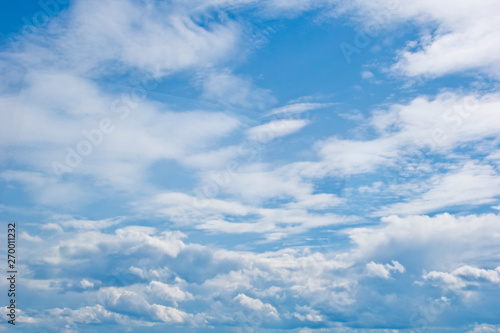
left=147, top=281, right=194, bottom=304
left=293, top=305, right=324, bottom=322
left=347, top=213, right=500, bottom=269
left=3, top=0, right=242, bottom=76
left=2, top=0, right=500, bottom=331
left=376, top=162, right=500, bottom=215
left=9, top=210, right=500, bottom=330
left=95, top=287, right=193, bottom=324
left=423, top=265, right=500, bottom=290
left=0, top=0, right=247, bottom=204
left=468, top=324, right=500, bottom=333
left=336, top=0, right=500, bottom=78
left=0, top=82, right=241, bottom=196
left=234, top=293, right=279, bottom=318
left=365, top=260, right=405, bottom=279
left=46, top=305, right=128, bottom=325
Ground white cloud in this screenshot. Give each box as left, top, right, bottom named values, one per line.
left=339, top=0, right=500, bottom=78
left=247, top=119, right=309, bottom=141
left=0, top=307, right=38, bottom=324
left=3, top=1, right=500, bottom=331
left=347, top=213, right=500, bottom=268
left=0, top=0, right=251, bottom=205
left=52, top=215, right=124, bottom=230
left=234, top=293, right=279, bottom=318
left=376, top=162, right=500, bottom=216
left=366, top=260, right=405, bottom=279
left=199, top=69, right=275, bottom=109
left=7, top=0, right=242, bottom=76
left=22, top=226, right=187, bottom=267
left=278, top=91, right=500, bottom=188
left=145, top=188, right=349, bottom=238
left=467, top=324, right=500, bottom=333
left=0, top=72, right=241, bottom=196
left=150, top=304, right=190, bottom=323
left=382, top=92, right=500, bottom=151
left=12, top=211, right=500, bottom=329
left=318, top=137, right=399, bottom=175
left=149, top=191, right=251, bottom=220
left=128, top=266, right=172, bottom=282
left=268, top=102, right=332, bottom=116
left=147, top=281, right=194, bottom=303
left=19, top=231, right=42, bottom=242
left=79, top=279, right=94, bottom=289
left=219, top=166, right=314, bottom=202
left=96, top=286, right=193, bottom=324
left=366, top=262, right=391, bottom=279
left=361, top=71, right=374, bottom=79
left=197, top=219, right=274, bottom=234
left=179, top=146, right=240, bottom=170
left=41, top=223, right=64, bottom=233
left=391, top=1, right=500, bottom=78
left=293, top=305, right=324, bottom=322
left=46, top=305, right=127, bottom=325
left=0, top=170, right=85, bottom=205
left=423, top=265, right=500, bottom=290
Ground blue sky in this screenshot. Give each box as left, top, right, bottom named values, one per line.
left=1, top=0, right=500, bottom=332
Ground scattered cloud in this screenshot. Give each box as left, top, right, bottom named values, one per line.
left=246, top=119, right=309, bottom=141
left=365, top=260, right=405, bottom=279
left=2, top=0, right=500, bottom=331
